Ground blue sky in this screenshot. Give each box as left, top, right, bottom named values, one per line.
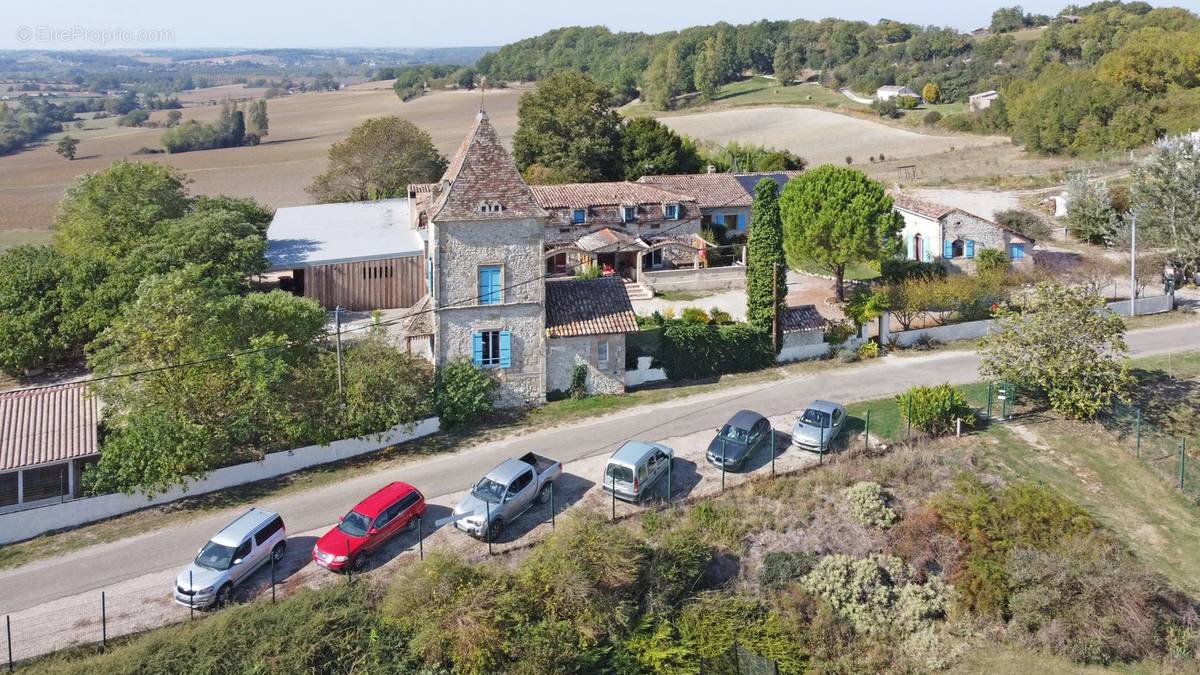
left=4, top=0, right=1199, bottom=50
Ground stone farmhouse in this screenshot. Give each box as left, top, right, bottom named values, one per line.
left=891, top=193, right=1034, bottom=272
left=638, top=170, right=800, bottom=234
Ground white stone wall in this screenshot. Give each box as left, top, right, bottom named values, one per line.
left=898, top=209, right=941, bottom=263
left=547, top=334, right=626, bottom=396
left=641, top=266, right=745, bottom=293
left=431, top=216, right=548, bottom=407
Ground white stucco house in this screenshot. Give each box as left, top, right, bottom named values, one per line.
left=876, top=85, right=920, bottom=102
left=891, top=193, right=1034, bottom=272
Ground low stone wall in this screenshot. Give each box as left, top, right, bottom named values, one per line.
left=547, top=334, right=626, bottom=395
left=0, top=417, right=441, bottom=545
left=1107, top=293, right=1174, bottom=317
left=642, top=266, right=745, bottom=293
left=625, top=356, right=667, bottom=388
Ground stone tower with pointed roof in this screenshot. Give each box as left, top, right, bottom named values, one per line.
left=427, top=111, right=550, bottom=407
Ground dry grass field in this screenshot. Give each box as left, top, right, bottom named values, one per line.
left=0, top=83, right=525, bottom=234
left=651, top=105, right=1007, bottom=168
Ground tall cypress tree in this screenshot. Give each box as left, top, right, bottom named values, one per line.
left=746, top=178, right=788, bottom=351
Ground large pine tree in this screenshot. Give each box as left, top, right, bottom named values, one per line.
left=746, top=178, right=788, bottom=351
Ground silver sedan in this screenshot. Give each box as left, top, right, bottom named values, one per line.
left=791, top=400, right=846, bottom=453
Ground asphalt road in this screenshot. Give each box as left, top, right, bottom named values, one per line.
left=0, top=320, right=1196, bottom=615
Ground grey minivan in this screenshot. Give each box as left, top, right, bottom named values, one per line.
left=174, top=508, right=287, bottom=609
left=603, top=441, right=673, bottom=502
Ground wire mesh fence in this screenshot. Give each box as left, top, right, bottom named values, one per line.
left=699, top=642, right=780, bottom=675
left=1104, top=401, right=1197, bottom=500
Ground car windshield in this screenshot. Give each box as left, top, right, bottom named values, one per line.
left=338, top=511, right=372, bottom=537
left=717, top=424, right=751, bottom=444
left=194, top=541, right=237, bottom=571
left=606, top=464, right=634, bottom=484
left=800, top=408, right=832, bottom=428
left=471, top=478, right=506, bottom=504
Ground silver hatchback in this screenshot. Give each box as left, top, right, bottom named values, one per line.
left=791, top=400, right=846, bottom=453
left=174, top=508, right=287, bottom=609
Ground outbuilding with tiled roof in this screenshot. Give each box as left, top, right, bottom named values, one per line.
left=545, top=278, right=638, bottom=396
left=0, top=382, right=100, bottom=512
left=890, top=192, right=1034, bottom=272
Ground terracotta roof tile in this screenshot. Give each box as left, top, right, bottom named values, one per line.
left=889, top=193, right=957, bottom=220
left=781, top=305, right=827, bottom=333
left=0, top=383, right=99, bottom=472
left=430, top=111, right=547, bottom=223
left=530, top=182, right=695, bottom=209
left=545, top=277, right=639, bottom=338
left=575, top=228, right=646, bottom=253
left=637, top=172, right=801, bottom=208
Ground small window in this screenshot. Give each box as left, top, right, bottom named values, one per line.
left=571, top=208, right=587, bottom=224
left=597, top=340, right=609, bottom=367
left=473, top=330, right=511, bottom=368
left=510, top=470, right=533, bottom=495
left=1009, top=243, right=1026, bottom=260
left=664, top=203, right=680, bottom=220
left=478, top=265, right=502, bottom=305
left=21, top=464, right=66, bottom=503
left=375, top=506, right=395, bottom=529
left=622, top=206, right=637, bottom=222
left=0, top=471, right=17, bottom=507
left=254, top=516, right=284, bottom=545
left=398, top=492, right=421, bottom=512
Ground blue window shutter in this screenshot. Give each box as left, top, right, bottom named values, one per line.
left=737, top=214, right=746, bottom=231
left=471, top=333, right=483, bottom=367
left=1009, top=244, right=1025, bottom=260
left=426, top=256, right=433, bottom=294
left=943, top=240, right=955, bottom=259
left=498, top=331, right=512, bottom=368
left=966, top=240, right=975, bottom=258
left=712, top=213, right=724, bottom=225
left=906, top=235, right=914, bottom=260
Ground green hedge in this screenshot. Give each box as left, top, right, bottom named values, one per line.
left=658, top=320, right=774, bottom=380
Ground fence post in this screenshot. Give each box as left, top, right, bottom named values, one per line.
left=864, top=409, right=870, bottom=451
left=346, top=539, right=352, bottom=583
left=418, top=514, right=424, bottom=559
left=1135, top=408, right=1142, bottom=457
left=611, top=483, right=616, bottom=521
left=7, top=614, right=12, bottom=673
left=189, top=570, right=194, bottom=621
left=486, top=500, right=493, bottom=556
left=906, top=396, right=913, bottom=439
left=819, top=424, right=825, bottom=465
left=270, top=551, right=276, bottom=604
left=667, top=457, right=673, bottom=502
left=986, top=382, right=993, bottom=421
left=721, top=438, right=727, bottom=493
left=770, top=428, right=776, bottom=477
left=549, top=483, right=555, bottom=529
left=101, top=591, right=107, bottom=649
left=1180, top=439, right=1187, bottom=491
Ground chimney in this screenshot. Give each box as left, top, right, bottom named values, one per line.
left=706, top=165, right=716, bottom=174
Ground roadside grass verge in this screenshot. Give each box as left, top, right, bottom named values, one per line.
left=654, top=289, right=713, bottom=302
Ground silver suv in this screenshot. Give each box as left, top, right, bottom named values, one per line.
left=174, top=508, right=287, bottom=609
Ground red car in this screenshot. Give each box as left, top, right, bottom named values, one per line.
left=312, top=482, right=426, bottom=571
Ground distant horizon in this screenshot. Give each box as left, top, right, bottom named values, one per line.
left=5, top=0, right=1199, bottom=51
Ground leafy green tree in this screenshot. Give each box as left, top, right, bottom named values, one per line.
left=165, top=109, right=182, bottom=127
left=86, top=267, right=332, bottom=495
left=1132, top=134, right=1200, bottom=275
left=55, top=135, right=79, bottom=160
left=307, top=116, right=447, bottom=203
left=921, top=82, right=941, bottom=104
left=512, top=71, right=624, bottom=182
left=1065, top=172, right=1117, bottom=245
left=772, top=33, right=807, bottom=85
left=436, top=359, right=496, bottom=429
left=979, top=283, right=1132, bottom=420
left=644, top=41, right=686, bottom=110
left=0, top=246, right=69, bottom=374
left=620, top=116, right=702, bottom=180
left=745, top=178, right=788, bottom=350
left=779, top=165, right=903, bottom=301
left=990, top=6, right=1026, bottom=33
left=340, top=328, right=435, bottom=437
left=247, top=99, right=269, bottom=137
left=1006, top=64, right=1124, bottom=156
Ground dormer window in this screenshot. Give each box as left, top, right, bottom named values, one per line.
left=478, top=201, right=503, bottom=213
left=571, top=208, right=587, bottom=224
left=664, top=203, right=680, bottom=220
left=622, top=206, right=637, bottom=222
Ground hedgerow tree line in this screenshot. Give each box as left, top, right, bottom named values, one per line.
left=470, top=2, right=1200, bottom=156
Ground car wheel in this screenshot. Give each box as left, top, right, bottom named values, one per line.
left=405, top=516, right=419, bottom=532
left=271, top=541, right=286, bottom=562
left=215, top=583, right=232, bottom=609
left=537, top=483, right=552, bottom=504
left=487, top=519, right=504, bottom=543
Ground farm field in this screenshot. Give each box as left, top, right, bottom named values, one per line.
left=649, top=105, right=1007, bottom=169
left=0, top=83, right=525, bottom=235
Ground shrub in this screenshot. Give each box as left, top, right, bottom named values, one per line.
left=872, top=98, right=901, bottom=118
left=845, top=481, right=898, bottom=528
left=802, top=554, right=952, bottom=637
left=1007, top=534, right=1193, bottom=664
left=680, top=307, right=709, bottom=323
left=677, top=592, right=805, bottom=673
left=644, top=527, right=716, bottom=614
left=912, top=333, right=942, bottom=351
left=879, top=258, right=946, bottom=284
left=994, top=208, right=1051, bottom=241
left=658, top=320, right=773, bottom=380
left=435, top=358, right=496, bottom=429
left=896, top=384, right=975, bottom=437
left=823, top=319, right=857, bottom=346
left=923, top=111, right=943, bottom=126
left=575, top=262, right=602, bottom=279
left=569, top=363, right=588, bottom=399
left=896, top=96, right=919, bottom=110
left=975, top=248, right=1010, bottom=276
left=758, top=551, right=818, bottom=590
left=931, top=475, right=1096, bottom=618
left=838, top=348, right=860, bottom=363
left=708, top=307, right=732, bottom=324
left=857, top=340, right=880, bottom=359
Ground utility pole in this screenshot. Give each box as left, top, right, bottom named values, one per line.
left=334, top=306, right=345, bottom=401
left=1129, top=213, right=1137, bottom=318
